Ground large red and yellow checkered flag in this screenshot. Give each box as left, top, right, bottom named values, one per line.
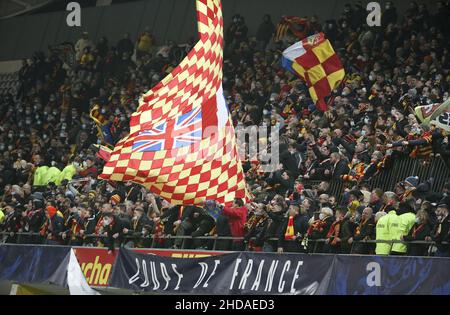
left=99, top=0, right=250, bottom=206
left=282, top=32, right=345, bottom=111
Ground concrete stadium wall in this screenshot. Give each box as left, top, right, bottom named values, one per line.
left=0, top=0, right=441, bottom=61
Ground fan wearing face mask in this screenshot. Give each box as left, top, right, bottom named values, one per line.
left=94, top=203, right=124, bottom=252
left=306, top=207, right=334, bottom=253
left=401, top=209, right=432, bottom=256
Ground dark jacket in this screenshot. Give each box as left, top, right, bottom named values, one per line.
left=332, top=159, right=350, bottom=179
left=27, top=209, right=46, bottom=233
left=125, top=214, right=153, bottom=247
left=1, top=210, right=22, bottom=233
left=404, top=223, right=431, bottom=256
left=279, top=150, right=301, bottom=179
left=160, top=205, right=191, bottom=235
left=124, top=184, right=141, bottom=202
left=188, top=209, right=215, bottom=237
left=332, top=137, right=369, bottom=163
left=323, top=219, right=344, bottom=254
left=83, top=216, right=97, bottom=235
left=369, top=201, right=383, bottom=213
left=432, top=215, right=450, bottom=253
left=102, top=214, right=124, bottom=251
left=278, top=213, right=310, bottom=252
left=323, top=218, right=354, bottom=254
left=352, top=217, right=376, bottom=254
left=340, top=219, right=356, bottom=254
left=244, top=214, right=269, bottom=248
left=273, top=171, right=294, bottom=194
left=46, top=215, right=65, bottom=242
left=307, top=216, right=334, bottom=253
left=256, top=18, right=275, bottom=43
left=309, top=216, right=334, bottom=240
left=332, top=137, right=354, bottom=160
left=263, top=210, right=285, bottom=248
left=308, top=158, right=332, bottom=180
left=125, top=215, right=152, bottom=236
left=64, top=212, right=84, bottom=245
left=216, top=214, right=231, bottom=236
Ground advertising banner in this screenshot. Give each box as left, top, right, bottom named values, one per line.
left=0, top=244, right=97, bottom=295
left=109, top=248, right=334, bottom=295
left=0, top=245, right=70, bottom=286
left=73, top=247, right=226, bottom=287
left=107, top=248, right=450, bottom=295
left=327, top=255, right=450, bottom=295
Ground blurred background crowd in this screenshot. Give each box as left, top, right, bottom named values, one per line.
left=0, top=1, right=449, bottom=256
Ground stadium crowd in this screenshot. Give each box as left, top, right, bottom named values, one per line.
left=0, top=1, right=449, bottom=257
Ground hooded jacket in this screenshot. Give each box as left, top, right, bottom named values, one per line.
left=222, top=205, right=248, bottom=241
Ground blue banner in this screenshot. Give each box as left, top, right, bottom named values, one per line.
left=0, top=244, right=70, bottom=287
left=109, top=248, right=450, bottom=295
left=327, top=255, right=450, bottom=295
left=109, top=249, right=334, bottom=295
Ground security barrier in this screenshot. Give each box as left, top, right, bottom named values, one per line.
left=302, top=155, right=450, bottom=202
left=1, top=231, right=447, bottom=257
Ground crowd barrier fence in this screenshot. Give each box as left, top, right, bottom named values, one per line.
left=302, top=155, right=449, bottom=203
left=1, top=231, right=447, bottom=257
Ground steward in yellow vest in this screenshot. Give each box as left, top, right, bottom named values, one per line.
left=375, top=212, right=390, bottom=255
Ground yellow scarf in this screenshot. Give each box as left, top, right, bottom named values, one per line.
left=284, top=216, right=295, bottom=240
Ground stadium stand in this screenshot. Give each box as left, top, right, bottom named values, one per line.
left=0, top=0, right=449, bottom=260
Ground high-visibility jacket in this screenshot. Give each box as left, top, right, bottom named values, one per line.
left=0, top=209, right=4, bottom=224
left=43, top=167, right=62, bottom=186
left=386, top=210, right=402, bottom=253
left=375, top=214, right=391, bottom=255
left=391, top=212, right=416, bottom=253
left=33, top=166, right=49, bottom=186
left=58, top=164, right=77, bottom=185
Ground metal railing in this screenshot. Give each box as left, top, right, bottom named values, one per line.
left=302, top=156, right=450, bottom=203
left=1, top=231, right=447, bottom=257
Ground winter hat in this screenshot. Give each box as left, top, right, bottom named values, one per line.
left=404, top=176, right=419, bottom=188
left=110, top=194, right=121, bottom=205
left=439, top=195, right=450, bottom=207
left=65, top=190, right=75, bottom=200
left=31, top=192, right=44, bottom=201
left=46, top=206, right=57, bottom=218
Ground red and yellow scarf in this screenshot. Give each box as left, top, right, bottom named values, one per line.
left=284, top=216, right=295, bottom=240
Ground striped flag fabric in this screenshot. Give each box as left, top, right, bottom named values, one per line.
left=90, top=104, right=115, bottom=147
left=282, top=32, right=345, bottom=111
left=274, top=16, right=308, bottom=42
left=274, top=21, right=290, bottom=42
left=414, top=98, right=450, bottom=126
left=93, top=144, right=112, bottom=162
left=430, top=108, right=450, bottom=132
left=99, top=0, right=250, bottom=206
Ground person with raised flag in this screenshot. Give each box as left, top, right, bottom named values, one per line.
left=281, top=32, right=345, bottom=111
left=90, top=104, right=116, bottom=147
left=98, top=0, right=250, bottom=207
